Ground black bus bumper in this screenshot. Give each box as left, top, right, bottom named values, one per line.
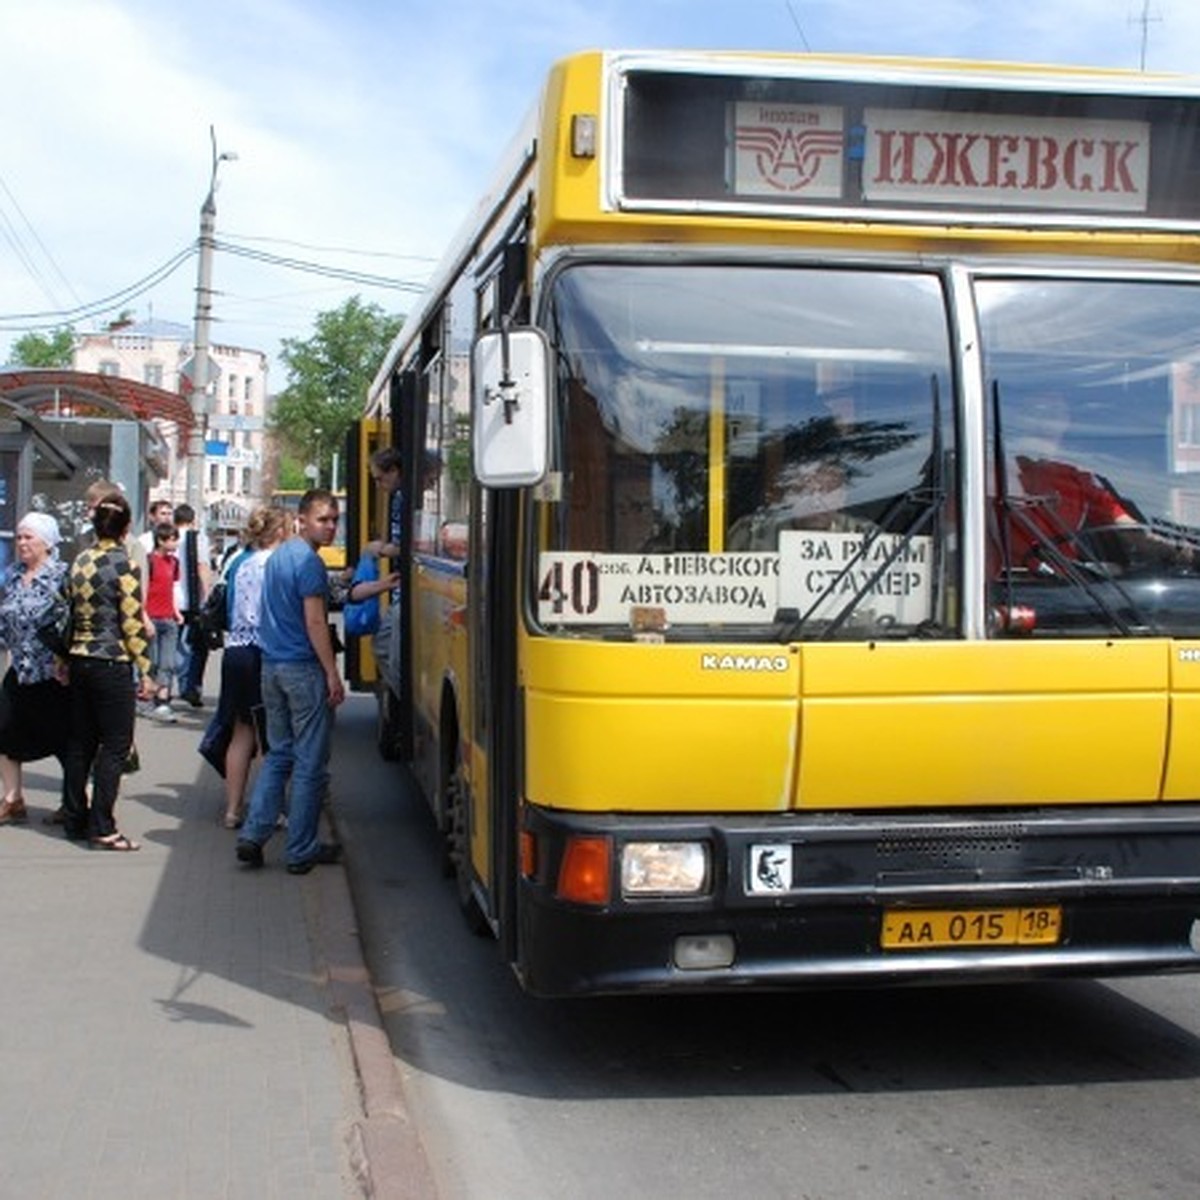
left=515, top=804, right=1200, bottom=998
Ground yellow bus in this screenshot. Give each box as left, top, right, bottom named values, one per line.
left=352, top=50, right=1200, bottom=996
left=269, top=488, right=347, bottom=571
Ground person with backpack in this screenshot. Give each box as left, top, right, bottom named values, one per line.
left=173, top=503, right=211, bottom=707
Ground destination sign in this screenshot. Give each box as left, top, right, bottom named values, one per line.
left=619, top=64, right=1200, bottom=223
left=536, top=532, right=933, bottom=628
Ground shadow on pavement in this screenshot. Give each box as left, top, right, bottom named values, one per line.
left=328, top=698, right=1200, bottom=1104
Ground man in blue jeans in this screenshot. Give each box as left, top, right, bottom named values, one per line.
left=236, top=489, right=345, bottom=874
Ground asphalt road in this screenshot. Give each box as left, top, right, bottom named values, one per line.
left=331, top=694, right=1200, bottom=1200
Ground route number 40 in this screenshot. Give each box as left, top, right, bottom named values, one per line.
left=539, top=559, right=600, bottom=616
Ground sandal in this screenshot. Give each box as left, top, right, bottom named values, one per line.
left=222, top=811, right=244, bottom=830
left=0, top=797, right=28, bottom=825
left=90, top=832, right=141, bottom=852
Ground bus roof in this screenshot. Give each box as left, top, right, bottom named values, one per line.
left=367, top=49, right=1200, bottom=410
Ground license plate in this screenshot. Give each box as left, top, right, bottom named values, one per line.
left=881, top=905, right=1062, bottom=950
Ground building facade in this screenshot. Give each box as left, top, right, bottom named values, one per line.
left=72, top=318, right=268, bottom=543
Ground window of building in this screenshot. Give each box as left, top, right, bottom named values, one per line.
left=241, top=467, right=252, bottom=494
left=144, top=363, right=163, bottom=388
left=99, top=360, right=119, bottom=377
left=208, top=464, right=219, bottom=490
left=1180, top=400, right=1200, bottom=447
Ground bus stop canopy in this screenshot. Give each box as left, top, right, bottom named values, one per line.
left=0, top=368, right=195, bottom=432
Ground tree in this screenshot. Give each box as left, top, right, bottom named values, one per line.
left=271, top=296, right=403, bottom=486
left=8, top=327, right=75, bottom=368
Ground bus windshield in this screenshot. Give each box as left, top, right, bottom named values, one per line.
left=981, top=277, right=1200, bottom=638
left=537, top=262, right=958, bottom=640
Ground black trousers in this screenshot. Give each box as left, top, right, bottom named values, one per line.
left=181, top=618, right=210, bottom=697
left=64, top=657, right=136, bottom=839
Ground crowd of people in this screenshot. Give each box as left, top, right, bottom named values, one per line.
left=0, top=478, right=396, bottom=872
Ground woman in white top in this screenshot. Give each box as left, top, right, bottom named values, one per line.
left=201, top=507, right=289, bottom=828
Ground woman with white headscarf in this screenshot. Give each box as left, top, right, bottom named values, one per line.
left=0, top=511, right=70, bottom=824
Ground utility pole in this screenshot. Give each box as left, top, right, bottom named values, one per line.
left=1132, top=0, right=1162, bottom=71
left=186, top=126, right=236, bottom=513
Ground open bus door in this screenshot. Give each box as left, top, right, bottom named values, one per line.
left=343, top=416, right=382, bottom=692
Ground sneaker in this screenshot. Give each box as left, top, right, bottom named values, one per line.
left=182, top=690, right=204, bottom=709
left=235, top=839, right=264, bottom=868
left=286, top=842, right=342, bottom=875
left=152, top=703, right=177, bottom=723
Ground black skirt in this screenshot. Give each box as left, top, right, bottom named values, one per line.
left=0, top=668, right=69, bottom=762
left=217, top=644, right=263, bottom=726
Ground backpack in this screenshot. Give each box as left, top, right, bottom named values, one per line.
left=343, top=557, right=381, bottom=637
left=198, top=580, right=228, bottom=633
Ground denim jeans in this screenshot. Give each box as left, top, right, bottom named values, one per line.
left=241, top=659, right=331, bottom=865
left=177, top=619, right=210, bottom=697
left=149, top=618, right=179, bottom=696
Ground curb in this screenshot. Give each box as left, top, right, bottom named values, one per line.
left=311, top=859, right=438, bottom=1200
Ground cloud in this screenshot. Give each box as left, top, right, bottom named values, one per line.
left=4, top=0, right=1200, bottom=382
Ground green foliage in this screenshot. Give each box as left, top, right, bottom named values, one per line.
left=446, top=413, right=472, bottom=486
left=270, top=296, right=403, bottom=474
left=8, top=327, right=75, bottom=368
left=275, top=457, right=310, bottom=490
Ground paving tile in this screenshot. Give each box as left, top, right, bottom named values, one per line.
left=0, top=700, right=363, bottom=1197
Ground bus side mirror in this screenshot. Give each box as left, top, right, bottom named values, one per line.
left=472, top=326, right=550, bottom=487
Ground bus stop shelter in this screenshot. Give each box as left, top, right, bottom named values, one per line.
left=0, top=368, right=194, bottom=568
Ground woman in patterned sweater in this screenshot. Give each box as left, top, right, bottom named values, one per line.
left=0, top=512, right=71, bottom=824
left=62, top=492, right=156, bottom=850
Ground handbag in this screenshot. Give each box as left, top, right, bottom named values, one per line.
left=343, top=557, right=381, bottom=637
left=198, top=579, right=228, bottom=631
left=188, top=579, right=227, bottom=651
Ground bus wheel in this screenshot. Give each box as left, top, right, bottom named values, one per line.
left=446, top=749, right=491, bottom=938
left=376, top=685, right=402, bottom=762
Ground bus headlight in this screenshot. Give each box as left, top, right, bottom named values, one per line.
left=621, top=842, right=710, bottom=897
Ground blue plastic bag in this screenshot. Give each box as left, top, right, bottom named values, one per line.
left=343, top=556, right=381, bottom=637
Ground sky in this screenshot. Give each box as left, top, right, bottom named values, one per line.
left=3, top=0, right=1200, bottom=390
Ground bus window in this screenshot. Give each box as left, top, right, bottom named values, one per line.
left=980, top=278, right=1200, bottom=637
left=541, top=263, right=957, bottom=638
left=269, top=489, right=347, bottom=571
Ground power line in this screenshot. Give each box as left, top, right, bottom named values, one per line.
left=784, top=0, right=812, bottom=51
left=0, top=171, right=84, bottom=312
left=222, top=231, right=437, bottom=264
left=214, top=240, right=428, bottom=292
left=0, top=244, right=197, bottom=332
left=0, top=235, right=428, bottom=336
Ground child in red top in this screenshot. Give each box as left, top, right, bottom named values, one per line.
left=145, top=523, right=183, bottom=721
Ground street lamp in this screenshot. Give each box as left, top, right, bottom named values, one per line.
left=310, top=428, right=323, bottom=488
left=186, top=125, right=237, bottom=514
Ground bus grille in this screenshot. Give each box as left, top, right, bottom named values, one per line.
left=876, top=825, right=1026, bottom=866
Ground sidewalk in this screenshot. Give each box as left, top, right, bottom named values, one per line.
left=0, top=688, right=431, bottom=1199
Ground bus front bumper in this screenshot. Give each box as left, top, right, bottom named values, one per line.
left=515, top=804, right=1200, bottom=997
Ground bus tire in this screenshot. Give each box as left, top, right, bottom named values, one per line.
left=376, top=684, right=402, bottom=762
left=446, top=743, right=491, bottom=938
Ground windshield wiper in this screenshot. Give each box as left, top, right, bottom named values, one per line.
left=990, top=380, right=1149, bottom=635
left=782, top=375, right=948, bottom=641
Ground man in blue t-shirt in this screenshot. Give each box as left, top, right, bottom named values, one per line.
left=236, top=489, right=346, bottom=874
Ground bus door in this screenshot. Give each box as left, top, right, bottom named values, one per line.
left=344, top=416, right=390, bottom=692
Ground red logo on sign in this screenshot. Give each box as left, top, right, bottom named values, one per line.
left=735, top=125, right=844, bottom=192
